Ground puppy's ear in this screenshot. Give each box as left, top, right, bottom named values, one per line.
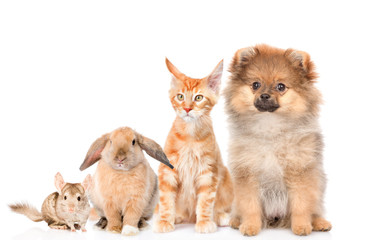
left=135, top=132, right=174, bottom=169
left=54, top=172, right=66, bottom=194
left=80, top=133, right=110, bottom=171
left=229, top=46, right=257, bottom=73
left=206, top=59, right=223, bottom=94
left=285, top=49, right=318, bottom=81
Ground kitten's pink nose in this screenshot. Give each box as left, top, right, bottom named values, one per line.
left=184, top=108, right=192, bottom=113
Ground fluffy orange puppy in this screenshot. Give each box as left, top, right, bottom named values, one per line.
left=224, top=44, right=332, bottom=236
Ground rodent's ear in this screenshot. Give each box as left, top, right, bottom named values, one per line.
left=229, top=46, right=257, bottom=73
left=136, top=132, right=174, bottom=169
left=54, top=172, right=66, bottom=194
left=285, top=49, right=318, bottom=81
left=80, top=133, right=110, bottom=171
left=81, top=174, right=92, bottom=192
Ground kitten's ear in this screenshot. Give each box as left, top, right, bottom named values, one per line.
left=285, top=49, right=318, bottom=81
left=206, top=60, right=223, bottom=94
left=166, top=58, right=186, bottom=80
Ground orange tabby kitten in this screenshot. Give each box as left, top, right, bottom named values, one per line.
left=153, top=58, right=234, bottom=233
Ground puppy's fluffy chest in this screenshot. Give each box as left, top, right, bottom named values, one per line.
left=237, top=114, right=320, bottom=169
left=237, top=115, right=321, bottom=221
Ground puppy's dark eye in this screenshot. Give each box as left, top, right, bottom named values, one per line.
left=64, top=196, right=67, bottom=200
left=276, top=83, right=286, bottom=92
left=132, top=139, right=136, bottom=145
left=77, top=196, right=81, bottom=201
left=252, top=82, right=261, bottom=90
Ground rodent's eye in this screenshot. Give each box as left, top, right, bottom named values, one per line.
left=110, top=140, right=112, bottom=144
left=252, top=82, right=261, bottom=90
left=77, top=196, right=81, bottom=201
left=64, top=196, right=67, bottom=200
left=177, top=94, right=184, bottom=101
left=276, top=83, right=286, bottom=92
left=194, top=95, right=203, bottom=102
left=132, top=139, right=136, bottom=145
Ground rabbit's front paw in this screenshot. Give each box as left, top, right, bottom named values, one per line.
left=122, top=225, right=139, bottom=236
left=107, top=225, right=122, bottom=233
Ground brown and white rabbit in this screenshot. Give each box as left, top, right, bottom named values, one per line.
left=9, top=172, right=92, bottom=232
left=79, top=127, right=174, bottom=236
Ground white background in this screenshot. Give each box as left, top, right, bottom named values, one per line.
left=1, top=1, right=376, bottom=239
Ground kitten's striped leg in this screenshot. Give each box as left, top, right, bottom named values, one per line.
left=195, top=169, right=218, bottom=233
left=153, top=165, right=178, bottom=233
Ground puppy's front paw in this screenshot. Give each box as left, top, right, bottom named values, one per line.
left=195, top=220, right=217, bottom=233
left=122, top=225, right=139, bottom=236
left=229, top=216, right=241, bottom=229
left=292, top=223, right=313, bottom=236
left=153, top=220, right=175, bottom=233
left=239, top=222, right=261, bottom=236
left=312, top=218, right=332, bottom=232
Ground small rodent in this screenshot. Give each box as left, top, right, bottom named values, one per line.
left=9, top=172, right=92, bottom=232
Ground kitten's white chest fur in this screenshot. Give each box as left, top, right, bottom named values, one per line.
left=175, top=141, right=207, bottom=217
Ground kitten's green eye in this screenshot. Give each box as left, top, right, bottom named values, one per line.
left=195, top=95, right=203, bottom=101
left=177, top=94, right=184, bottom=101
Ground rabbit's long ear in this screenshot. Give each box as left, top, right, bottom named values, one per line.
left=136, top=132, right=174, bottom=169
left=80, top=133, right=110, bottom=171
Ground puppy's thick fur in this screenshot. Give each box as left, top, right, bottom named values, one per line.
left=224, top=44, right=331, bottom=236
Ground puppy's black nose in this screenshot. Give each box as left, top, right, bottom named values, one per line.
left=260, top=94, right=270, bottom=100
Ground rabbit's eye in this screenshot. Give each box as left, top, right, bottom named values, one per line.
left=77, top=196, right=81, bottom=201
left=132, top=139, right=136, bottom=145
left=64, top=196, right=67, bottom=200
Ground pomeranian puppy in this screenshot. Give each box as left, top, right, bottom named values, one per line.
left=224, top=44, right=331, bottom=236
